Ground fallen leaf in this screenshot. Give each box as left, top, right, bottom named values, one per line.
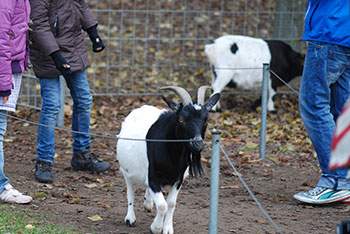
left=220, top=185, right=239, bottom=189
left=84, top=183, right=98, bottom=189
left=231, top=171, right=242, bottom=177
left=221, top=138, right=242, bottom=142
left=97, top=201, right=111, bottom=208
left=88, top=215, right=103, bottom=221
left=245, top=142, right=259, bottom=151
left=255, top=219, right=267, bottom=224
left=201, top=158, right=210, bottom=163
left=96, top=178, right=104, bottom=183
left=25, top=224, right=35, bottom=230
left=223, top=120, right=233, bottom=126
left=31, top=192, right=47, bottom=198
left=246, top=159, right=261, bottom=164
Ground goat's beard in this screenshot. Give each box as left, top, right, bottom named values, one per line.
left=189, top=152, right=204, bottom=178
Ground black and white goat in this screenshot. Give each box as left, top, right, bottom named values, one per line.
left=116, top=86, right=220, bottom=234
left=205, top=35, right=304, bottom=112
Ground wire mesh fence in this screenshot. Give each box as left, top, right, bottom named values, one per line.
left=19, top=0, right=306, bottom=109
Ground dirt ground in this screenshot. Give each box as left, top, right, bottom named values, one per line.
left=3, top=94, right=350, bottom=234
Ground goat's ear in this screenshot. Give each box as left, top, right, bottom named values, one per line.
left=162, top=96, right=182, bottom=112
left=204, top=93, right=220, bottom=111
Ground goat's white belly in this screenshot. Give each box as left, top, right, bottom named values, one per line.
left=232, top=70, right=263, bottom=89
left=116, top=105, right=165, bottom=186
left=117, top=140, right=148, bottom=185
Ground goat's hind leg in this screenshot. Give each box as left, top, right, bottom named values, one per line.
left=144, top=188, right=154, bottom=212
left=211, top=69, right=234, bottom=111
left=123, top=175, right=137, bottom=226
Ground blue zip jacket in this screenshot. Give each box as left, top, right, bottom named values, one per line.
left=303, top=0, right=350, bottom=47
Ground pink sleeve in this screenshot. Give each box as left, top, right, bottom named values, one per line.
left=0, top=1, right=15, bottom=91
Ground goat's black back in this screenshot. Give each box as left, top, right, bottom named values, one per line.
left=265, top=40, right=304, bottom=89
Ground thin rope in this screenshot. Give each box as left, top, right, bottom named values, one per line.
left=218, top=143, right=283, bottom=234
left=269, top=69, right=299, bottom=95
left=0, top=111, right=201, bottom=143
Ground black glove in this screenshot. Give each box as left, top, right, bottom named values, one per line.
left=50, top=51, right=72, bottom=77
left=86, top=25, right=105, bottom=53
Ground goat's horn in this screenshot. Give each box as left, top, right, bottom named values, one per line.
left=197, top=86, right=211, bottom=105
left=160, top=86, right=193, bottom=105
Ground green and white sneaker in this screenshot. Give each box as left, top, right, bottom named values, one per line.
left=293, top=187, right=350, bottom=204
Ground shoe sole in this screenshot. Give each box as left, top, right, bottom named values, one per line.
left=35, top=176, right=53, bottom=184
left=294, top=194, right=350, bottom=204
left=1, top=199, right=33, bottom=204
left=71, top=164, right=110, bottom=173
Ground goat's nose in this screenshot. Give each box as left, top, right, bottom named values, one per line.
left=190, top=135, right=204, bottom=152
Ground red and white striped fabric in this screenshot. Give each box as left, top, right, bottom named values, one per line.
left=329, top=98, right=350, bottom=170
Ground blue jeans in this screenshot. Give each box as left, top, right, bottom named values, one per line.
left=36, top=70, right=93, bottom=163
left=300, top=41, right=350, bottom=190
left=0, top=110, right=9, bottom=194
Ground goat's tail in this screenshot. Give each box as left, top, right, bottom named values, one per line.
left=204, top=43, right=216, bottom=66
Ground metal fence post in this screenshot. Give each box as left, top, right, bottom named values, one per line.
left=259, top=63, right=269, bottom=159
left=209, top=130, right=221, bottom=234
left=57, top=75, right=65, bottom=128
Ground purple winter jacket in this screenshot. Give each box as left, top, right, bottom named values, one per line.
left=0, top=0, right=30, bottom=96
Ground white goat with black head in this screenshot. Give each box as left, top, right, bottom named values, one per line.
left=205, top=35, right=304, bottom=112
left=116, top=86, right=220, bottom=234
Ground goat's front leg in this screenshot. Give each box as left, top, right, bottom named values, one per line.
left=211, top=69, right=234, bottom=111
left=150, top=190, right=167, bottom=234
left=163, top=184, right=181, bottom=234
left=144, top=188, right=154, bottom=212
left=123, top=175, right=136, bottom=226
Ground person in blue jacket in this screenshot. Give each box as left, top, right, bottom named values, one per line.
left=294, top=0, right=350, bottom=204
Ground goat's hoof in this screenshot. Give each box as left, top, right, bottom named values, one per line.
left=126, top=219, right=136, bottom=227
left=162, top=225, right=174, bottom=234
left=269, top=110, right=277, bottom=114
left=144, top=206, right=153, bottom=212
left=149, top=229, right=161, bottom=234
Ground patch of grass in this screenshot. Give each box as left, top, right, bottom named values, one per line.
left=0, top=204, right=81, bottom=234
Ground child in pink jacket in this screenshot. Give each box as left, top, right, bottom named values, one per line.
left=0, top=0, right=32, bottom=204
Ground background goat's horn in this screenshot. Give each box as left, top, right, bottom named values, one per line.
left=197, top=86, right=211, bottom=105
left=160, top=86, right=193, bottom=105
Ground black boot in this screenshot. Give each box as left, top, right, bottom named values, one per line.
left=71, top=149, right=110, bottom=173
left=34, top=160, right=54, bottom=183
